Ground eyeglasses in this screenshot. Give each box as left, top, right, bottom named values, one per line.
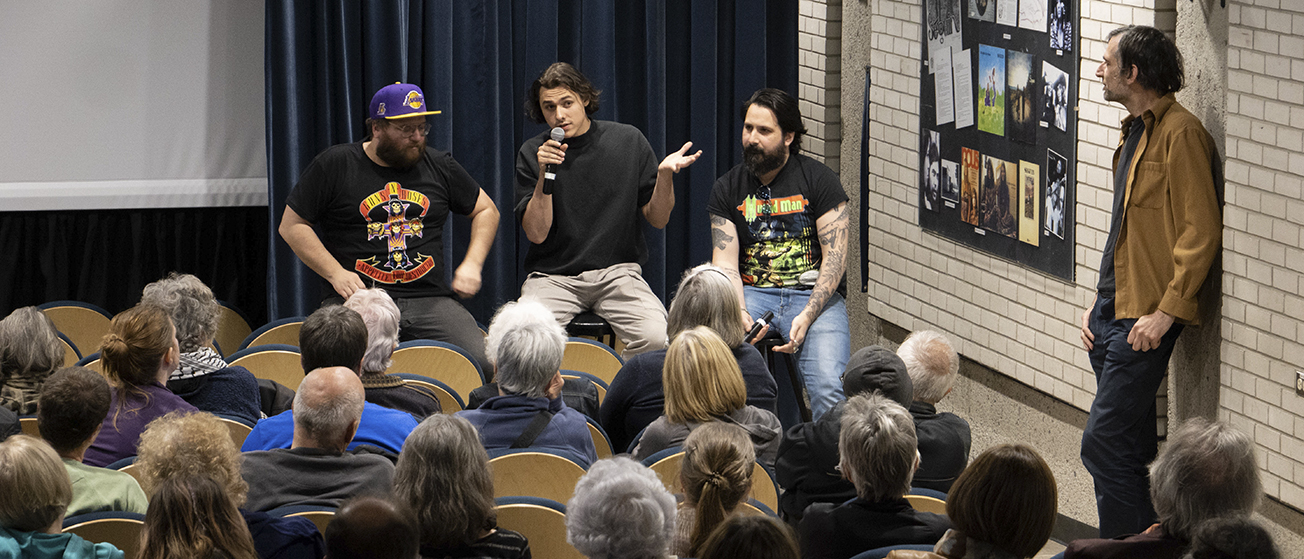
left=758, top=185, right=772, bottom=216
left=389, top=121, right=431, bottom=137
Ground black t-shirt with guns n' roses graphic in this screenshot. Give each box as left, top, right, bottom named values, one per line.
left=286, top=142, right=481, bottom=300
left=707, top=153, right=849, bottom=288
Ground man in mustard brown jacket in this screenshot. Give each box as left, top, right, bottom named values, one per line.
left=1078, top=25, right=1221, bottom=539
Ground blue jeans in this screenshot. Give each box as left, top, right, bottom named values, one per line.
left=743, top=286, right=849, bottom=420
left=1082, top=294, right=1183, bottom=538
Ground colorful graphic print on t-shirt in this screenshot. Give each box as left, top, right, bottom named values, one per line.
left=736, top=190, right=820, bottom=288
left=354, top=181, right=436, bottom=284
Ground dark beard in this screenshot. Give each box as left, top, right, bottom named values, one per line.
left=744, top=144, right=786, bottom=177
left=375, top=136, right=424, bottom=169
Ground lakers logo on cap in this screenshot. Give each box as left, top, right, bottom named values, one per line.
left=404, top=91, right=423, bottom=110
left=377, top=103, right=386, bottom=116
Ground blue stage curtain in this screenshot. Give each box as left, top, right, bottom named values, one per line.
left=265, top=0, right=798, bottom=322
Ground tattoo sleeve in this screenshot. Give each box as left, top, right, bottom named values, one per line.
left=807, top=204, right=849, bottom=316
left=710, top=214, right=735, bottom=251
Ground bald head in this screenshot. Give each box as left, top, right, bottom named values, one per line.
left=292, top=366, right=365, bottom=451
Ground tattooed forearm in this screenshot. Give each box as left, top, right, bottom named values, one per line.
left=710, top=214, right=735, bottom=251
left=806, top=204, right=849, bottom=316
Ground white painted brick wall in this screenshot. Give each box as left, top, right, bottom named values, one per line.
left=861, top=0, right=1164, bottom=419
left=1221, top=0, right=1304, bottom=512
left=799, top=0, right=842, bottom=169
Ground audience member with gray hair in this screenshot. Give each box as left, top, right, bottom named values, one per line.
left=776, top=345, right=914, bottom=521
left=600, top=263, right=778, bottom=452
left=1066, top=418, right=1263, bottom=559
left=456, top=299, right=597, bottom=465
left=240, top=367, right=394, bottom=512
left=241, top=305, right=418, bottom=454
left=798, top=393, right=951, bottom=559
left=567, top=457, right=677, bottom=559
left=898, top=330, right=970, bottom=492
left=343, top=288, right=442, bottom=420
left=142, top=272, right=262, bottom=424
left=0, top=306, right=64, bottom=415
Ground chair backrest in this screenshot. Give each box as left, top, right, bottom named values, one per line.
left=216, top=416, right=254, bottom=448
left=750, top=462, right=780, bottom=514
left=644, top=448, right=686, bottom=494
left=850, top=544, right=939, bottom=559
left=62, top=512, right=145, bottom=559
left=395, top=375, right=466, bottom=413
left=75, top=352, right=105, bottom=376
left=213, top=301, right=254, bottom=358
left=560, top=369, right=609, bottom=406
left=239, top=317, right=305, bottom=351
left=904, top=494, right=948, bottom=515
left=494, top=497, right=583, bottom=559
left=586, top=419, right=613, bottom=460
left=19, top=416, right=40, bottom=437
left=227, top=344, right=305, bottom=391
left=57, top=332, right=82, bottom=366
left=39, top=301, right=113, bottom=361
left=488, top=450, right=588, bottom=504
left=117, top=463, right=145, bottom=486
left=387, top=341, right=485, bottom=401
left=286, top=510, right=335, bottom=534
left=737, top=498, right=778, bottom=517
left=561, top=338, right=624, bottom=386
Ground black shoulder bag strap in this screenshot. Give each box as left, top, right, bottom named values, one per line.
left=510, top=410, right=555, bottom=449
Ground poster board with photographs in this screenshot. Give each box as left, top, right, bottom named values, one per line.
left=920, top=0, right=1077, bottom=281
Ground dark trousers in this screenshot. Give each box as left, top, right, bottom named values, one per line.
left=1082, top=294, right=1184, bottom=539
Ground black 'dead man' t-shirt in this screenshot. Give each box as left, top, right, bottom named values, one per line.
left=286, top=142, right=480, bottom=300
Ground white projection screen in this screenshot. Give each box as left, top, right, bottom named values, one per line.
left=0, top=0, right=267, bottom=211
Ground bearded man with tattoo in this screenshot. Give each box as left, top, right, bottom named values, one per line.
left=707, top=88, right=851, bottom=420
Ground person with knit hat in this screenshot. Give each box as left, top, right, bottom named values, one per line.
left=774, top=345, right=914, bottom=522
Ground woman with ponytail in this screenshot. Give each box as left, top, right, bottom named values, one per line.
left=673, top=421, right=756, bottom=558
left=83, top=304, right=197, bottom=467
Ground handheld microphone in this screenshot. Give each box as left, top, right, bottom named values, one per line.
left=543, top=127, right=565, bottom=194
left=744, top=311, right=775, bottom=344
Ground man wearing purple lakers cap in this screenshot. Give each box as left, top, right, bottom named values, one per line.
left=279, top=83, right=499, bottom=372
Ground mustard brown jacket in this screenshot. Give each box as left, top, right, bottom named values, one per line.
left=1111, top=94, right=1221, bottom=324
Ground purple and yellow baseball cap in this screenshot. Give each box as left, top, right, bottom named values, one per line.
left=369, top=83, right=442, bottom=120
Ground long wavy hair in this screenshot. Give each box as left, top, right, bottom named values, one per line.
left=138, top=475, right=258, bottom=559
left=392, top=414, right=496, bottom=550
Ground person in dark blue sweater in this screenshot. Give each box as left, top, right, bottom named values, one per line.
left=456, top=299, right=596, bottom=466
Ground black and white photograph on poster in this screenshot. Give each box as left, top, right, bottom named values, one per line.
left=1049, top=0, right=1073, bottom=51
left=996, top=0, right=1018, bottom=27
left=923, top=129, right=941, bottom=212
left=980, top=155, right=1017, bottom=238
left=1019, top=0, right=1047, bottom=32
left=1006, top=51, right=1037, bottom=144
left=1041, top=60, right=1069, bottom=132
left=927, top=0, right=963, bottom=74
left=968, top=0, right=995, bottom=22
left=1045, top=149, right=1067, bottom=239
left=941, top=159, right=960, bottom=204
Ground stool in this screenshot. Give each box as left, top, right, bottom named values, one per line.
left=754, top=330, right=812, bottom=423
left=566, top=311, right=617, bottom=349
